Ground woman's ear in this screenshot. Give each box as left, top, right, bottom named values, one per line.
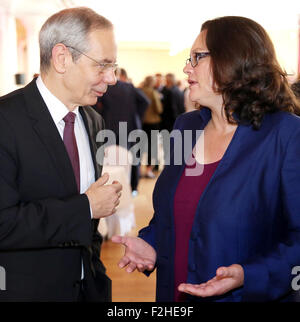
left=51, top=44, right=70, bottom=74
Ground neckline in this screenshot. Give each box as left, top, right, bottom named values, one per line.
left=200, top=159, right=222, bottom=166
left=190, top=152, right=221, bottom=166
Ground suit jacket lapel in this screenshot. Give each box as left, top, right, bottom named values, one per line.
left=23, top=79, right=78, bottom=194
left=79, top=107, right=102, bottom=180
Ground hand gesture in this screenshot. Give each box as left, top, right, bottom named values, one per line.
left=111, top=236, right=157, bottom=273
left=85, top=173, right=122, bottom=219
left=178, top=264, right=244, bottom=297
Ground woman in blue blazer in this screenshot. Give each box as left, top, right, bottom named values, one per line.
left=112, top=16, right=300, bottom=302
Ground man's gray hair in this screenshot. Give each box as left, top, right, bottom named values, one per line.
left=39, top=7, right=113, bottom=73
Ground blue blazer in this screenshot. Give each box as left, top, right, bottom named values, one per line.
left=139, top=107, right=300, bottom=302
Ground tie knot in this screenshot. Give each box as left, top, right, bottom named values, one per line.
left=63, top=112, right=76, bottom=124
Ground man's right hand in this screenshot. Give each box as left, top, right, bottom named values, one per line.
left=85, top=172, right=122, bottom=219
left=111, top=235, right=157, bottom=273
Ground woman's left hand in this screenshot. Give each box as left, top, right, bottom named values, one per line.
left=178, top=264, right=244, bottom=297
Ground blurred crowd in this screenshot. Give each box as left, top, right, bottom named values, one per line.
left=93, top=68, right=197, bottom=194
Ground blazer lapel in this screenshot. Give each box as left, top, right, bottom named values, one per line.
left=23, top=79, right=78, bottom=194
left=166, top=110, right=209, bottom=228
left=79, top=107, right=102, bottom=180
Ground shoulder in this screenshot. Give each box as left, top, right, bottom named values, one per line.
left=81, top=105, right=104, bottom=130
left=0, top=87, right=25, bottom=114
left=173, top=109, right=206, bottom=130
left=82, top=105, right=102, bottom=120
left=0, top=87, right=31, bottom=134
left=116, top=80, right=133, bottom=91
left=263, top=111, right=300, bottom=138
left=0, top=79, right=41, bottom=121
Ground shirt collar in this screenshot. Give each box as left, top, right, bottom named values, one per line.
left=36, top=76, right=79, bottom=125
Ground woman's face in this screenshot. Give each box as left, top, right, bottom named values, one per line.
left=183, top=30, right=222, bottom=109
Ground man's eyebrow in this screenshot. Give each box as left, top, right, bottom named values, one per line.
left=100, top=58, right=116, bottom=63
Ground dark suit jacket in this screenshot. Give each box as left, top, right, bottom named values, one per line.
left=160, top=86, right=184, bottom=131
left=0, top=79, right=110, bottom=301
left=139, top=107, right=300, bottom=302
left=95, top=80, right=149, bottom=147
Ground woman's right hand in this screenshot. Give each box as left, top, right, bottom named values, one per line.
left=111, top=236, right=157, bottom=273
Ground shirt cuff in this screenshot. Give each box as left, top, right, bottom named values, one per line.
left=89, top=204, right=93, bottom=219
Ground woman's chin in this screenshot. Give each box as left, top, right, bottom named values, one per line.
left=189, top=94, right=202, bottom=106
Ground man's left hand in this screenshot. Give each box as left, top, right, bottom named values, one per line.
left=178, top=264, right=244, bottom=297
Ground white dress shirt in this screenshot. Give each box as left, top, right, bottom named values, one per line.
left=36, top=76, right=95, bottom=194
left=36, top=76, right=95, bottom=278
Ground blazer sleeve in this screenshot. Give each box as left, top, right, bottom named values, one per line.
left=241, top=125, right=300, bottom=301
left=138, top=215, right=156, bottom=250
left=0, top=110, right=93, bottom=250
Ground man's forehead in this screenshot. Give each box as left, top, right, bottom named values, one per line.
left=88, top=28, right=117, bottom=61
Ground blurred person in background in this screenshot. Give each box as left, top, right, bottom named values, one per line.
left=141, top=75, right=163, bottom=178
left=161, top=73, right=185, bottom=131
left=160, top=73, right=185, bottom=163
left=112, top=16, right=300, bottom=302
left=154, top=73, right=165, bottom=93
left=118, top=68, right=130, bottom=83
left=94, top=68, right=149, bottom=193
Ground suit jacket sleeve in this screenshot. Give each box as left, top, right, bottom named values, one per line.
left=241, top=126, right=300, bottom=301
left=0, top=110, right=93, bottom=250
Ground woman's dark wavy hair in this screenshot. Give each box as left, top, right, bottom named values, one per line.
left=201, top=16, right=300, bottom=129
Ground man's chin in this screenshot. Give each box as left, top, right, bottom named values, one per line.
left=80, top=97, right=98, bottom=107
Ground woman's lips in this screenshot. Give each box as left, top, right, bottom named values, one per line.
left=188, top=80, right=197, bottom=87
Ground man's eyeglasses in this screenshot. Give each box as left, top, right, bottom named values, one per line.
left=66, top=46, right=118, bottom=72
left=186, top=52, right=210, bottom=68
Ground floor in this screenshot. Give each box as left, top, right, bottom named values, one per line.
left=100, top=174, right=158, bottom=302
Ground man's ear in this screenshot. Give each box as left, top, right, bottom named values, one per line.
left=51, top=44, right=71, bottom=74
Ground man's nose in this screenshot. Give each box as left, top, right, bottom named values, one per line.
left=103, top=69, right=117, bottom=85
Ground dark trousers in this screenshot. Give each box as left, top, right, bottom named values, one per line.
left=74, top=279, right=86, bottom=302
left=142, top=122, right=160, bottom=166
left=131, top=164, right=140, bottom=191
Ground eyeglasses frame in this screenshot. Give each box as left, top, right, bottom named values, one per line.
left=186, top=52, right=210, bottom=68
left=65, top=45, right=118, bottom=72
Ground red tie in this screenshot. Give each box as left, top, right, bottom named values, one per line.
left=63, top=112, right=80, bottom=192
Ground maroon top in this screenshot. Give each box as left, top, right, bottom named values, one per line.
left=173, top=156, right=220, bottom=302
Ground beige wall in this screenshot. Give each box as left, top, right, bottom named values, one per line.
left=269, top=29, right=299, bottom=82
left=117, top=42, right=189, bottom=86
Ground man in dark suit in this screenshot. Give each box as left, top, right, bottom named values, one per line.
left=160, top=73, right=185, bottom=132
left=0, top=7, right=121, bottom=302
left=160, top=73, right=185, bottom=165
